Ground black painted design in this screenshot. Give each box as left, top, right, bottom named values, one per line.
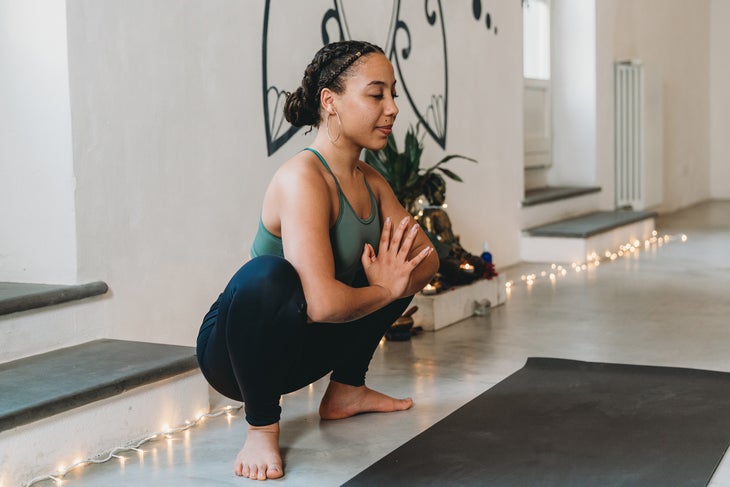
left=389, top=1, right=447, bottom=148
left=262, top=2, right=299, bottom=155
left=321, top=7, right=345, bottom=45
left=472, top=0, right=498, bottom=34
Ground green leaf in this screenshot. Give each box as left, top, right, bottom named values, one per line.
left=434, top=154, right=477, bottom=166
left=437, top=167, right=463, bottom=182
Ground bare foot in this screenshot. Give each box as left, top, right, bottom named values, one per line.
left=233, top=423, right=284, bottom=480
left=319, top=380, right=413, bottom=420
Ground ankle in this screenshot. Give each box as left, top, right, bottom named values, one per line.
left=248, top=422, right=280, bottom=433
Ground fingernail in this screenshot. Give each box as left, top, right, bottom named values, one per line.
left=401, top=216, right=409, bottom=224
left=385, top=217, right=391, bottom=224
left=410, top=224, right=419, bottom=234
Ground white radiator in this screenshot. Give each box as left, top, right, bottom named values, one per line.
left=614, top=61, right=663, bottom=210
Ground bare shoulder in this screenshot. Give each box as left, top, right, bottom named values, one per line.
left=357, top=161, right=391, bottom=195
left=272, top=150, right=329, bottom=194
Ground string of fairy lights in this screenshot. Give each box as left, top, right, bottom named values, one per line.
left=22, top=405, right=243, bottom=487
left=502, top=230, right=687, bottom=292
left=20, top=232, right=687, bottom=487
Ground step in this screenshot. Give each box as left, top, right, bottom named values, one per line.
left=0, top=281, right=108, bottom=316
left=0, top=282, right=110, bottom=363
left=520, top=210, right=657, bottom=263
left=520, top=187, right=603, bottom=230
left=522, top=185, right=602, bottom=207
left=0, top=339, right=209, bottom=487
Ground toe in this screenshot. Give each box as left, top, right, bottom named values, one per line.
left=268, top=464, right=284, bottom=479
left=257, top=464, right=268, bottom=480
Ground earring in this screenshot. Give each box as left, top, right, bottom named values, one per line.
left=326, top=110, right=341, bottom=144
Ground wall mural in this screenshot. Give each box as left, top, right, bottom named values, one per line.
left=262, top=0, right=499, bottom=156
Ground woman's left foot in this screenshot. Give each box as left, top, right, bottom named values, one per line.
left=319, top=380, right=413, bottom=420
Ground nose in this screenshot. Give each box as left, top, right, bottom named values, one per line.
left=386, top=96, right=399, bottom=121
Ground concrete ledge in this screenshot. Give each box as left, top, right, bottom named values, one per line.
left=524, top=210, right=657, bottom=238
left=0, top=339, right=198, bottom=432
left=0, top=281, right=108, bottom=316
left=0, top=370, right=208, bottom=487
left=522, top=186, right=602, bottom=207
left=412, top=276, right=507, bottom=331
left=521, top=218, right=655, bottom=263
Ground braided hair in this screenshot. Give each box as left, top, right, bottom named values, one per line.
left=284, top=40, right=384, bottom=128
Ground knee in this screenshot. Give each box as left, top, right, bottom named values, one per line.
left=231, top=256, right=303, bottom=306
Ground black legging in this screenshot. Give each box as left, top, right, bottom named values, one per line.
left=196, top=255, right=412, bottom=426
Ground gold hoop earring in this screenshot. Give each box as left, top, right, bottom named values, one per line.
left=326, top=110, right=341, bottom=144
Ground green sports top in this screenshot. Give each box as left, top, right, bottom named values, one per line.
left=250, top=148, right=381, bottom=286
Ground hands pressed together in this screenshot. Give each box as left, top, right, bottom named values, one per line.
left=361, top=216, right=433, bottom=300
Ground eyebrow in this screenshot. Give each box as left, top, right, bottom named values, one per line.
left=366, top=80, right=397, bottom=88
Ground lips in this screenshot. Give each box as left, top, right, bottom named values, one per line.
left=377, top=125, right=393, bottom=136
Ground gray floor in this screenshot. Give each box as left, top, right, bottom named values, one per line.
left=59, top=201, right=730, bottom=487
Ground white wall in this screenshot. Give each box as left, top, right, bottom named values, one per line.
left=594, top=0, right=616, bottom=209
left=64, top=1, right=524, bottom=346
left=550, top=0, right=597, bottom=187
left=611, top=0, right=711, bottom=212
left=66, top=1, right=272, bottom=345
left=438, top=1, right=524, bottom=268
left=710, top=0, right=730, bottom=198
left=0, top=0, right=77, bottom=283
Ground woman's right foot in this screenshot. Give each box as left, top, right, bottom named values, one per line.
left=319, top=380, right=413, bottom=420
left=233, top=422, right=284, bottom=480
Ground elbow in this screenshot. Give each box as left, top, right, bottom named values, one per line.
left=304, top=294, right=346, bottom=323
left=304, top=300, right=331, bottom=323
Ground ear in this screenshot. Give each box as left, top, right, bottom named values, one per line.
left=320, top=87, right=337, bottom=115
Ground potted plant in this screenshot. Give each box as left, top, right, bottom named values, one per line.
left=364, top=124, right=476, bottom=216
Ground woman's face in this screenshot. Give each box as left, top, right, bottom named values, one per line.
left=332, top=53, right=399, bottom=150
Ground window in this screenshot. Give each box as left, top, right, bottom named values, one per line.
left=523, top=0, right=552, bottom=169
left=523, top=0, right=551, bottom=80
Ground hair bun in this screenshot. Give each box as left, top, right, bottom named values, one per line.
left=283, top=87, right=319, bottom=127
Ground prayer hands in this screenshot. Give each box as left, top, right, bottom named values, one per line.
left=361, top=216, right=433, bottom=299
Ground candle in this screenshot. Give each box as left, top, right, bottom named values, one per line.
left=459, top=262, right=474, bottom=273
left=422, top=283, right=438, bottom=295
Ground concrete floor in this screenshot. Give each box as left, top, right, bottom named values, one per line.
left=57, top=200, right=730, bottom=487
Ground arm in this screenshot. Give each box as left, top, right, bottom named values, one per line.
left=361, top=164, right=440, bottom=296
left=273, top=159, right=429, bottom=323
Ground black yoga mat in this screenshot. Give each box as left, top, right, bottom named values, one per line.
left=344, top=358, right=730, bottom=487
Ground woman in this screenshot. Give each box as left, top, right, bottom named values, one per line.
left=196, top=40, right=439, bottom=481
